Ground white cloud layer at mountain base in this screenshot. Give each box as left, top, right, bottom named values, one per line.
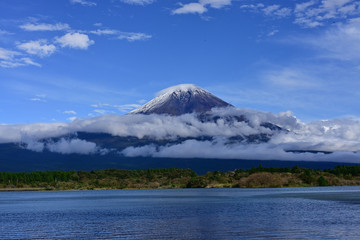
left=1, top=108, right=360, bottom=161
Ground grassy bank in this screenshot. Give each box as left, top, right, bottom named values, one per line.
left=1, top=165, right=360, bottom=191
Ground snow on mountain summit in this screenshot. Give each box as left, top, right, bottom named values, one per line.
left=131, top=84, right=233, bottom=115
left=156, top=84, right=206, bottom=96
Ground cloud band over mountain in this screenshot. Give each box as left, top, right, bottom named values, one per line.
left=1, top=107, right=360, bottom=162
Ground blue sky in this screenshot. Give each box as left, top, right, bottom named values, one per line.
left=0, top=0, right=360, bottom=124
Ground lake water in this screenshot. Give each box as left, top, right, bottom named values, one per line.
left=1, top=187, right=360, bottom=239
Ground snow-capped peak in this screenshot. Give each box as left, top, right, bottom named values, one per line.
left=130, top=84, right=232, bottom=115
left=156, top=84, right=206, bottom=96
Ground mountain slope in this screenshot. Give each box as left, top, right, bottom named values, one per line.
left=131, top=84, right=232, bottom=115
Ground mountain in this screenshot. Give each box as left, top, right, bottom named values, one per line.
left=1, top=83, right=357, bottom=173
left=130, top=84, right=232, bottom=115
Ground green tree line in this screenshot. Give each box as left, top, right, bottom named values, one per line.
left=1, top=165, right=360, bottom=190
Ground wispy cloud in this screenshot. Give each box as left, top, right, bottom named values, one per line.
left=16, top=40, right=56, bottom=57
left=0, top=29, right=13, bottom=35
left=262, top=5, right=292, bottom=17
left=173, top=3, right=208, bottom=15
left=20, top=22, right=70, bottom=31
left=117, top=32, right=152, bottom=41
left=120, top=0, right=155, bottom=5
left=30, top=94, right=47, bottom=102
left=294, top=0, right=360, bottom=28
left=299, top=17, right=360, bottom=61
left=0, top=47, right=40, bottom=68
left=90, top=103, right=140, bottom=113
left=63, top=110, right=77, bottom=115
left=55, top=32, right=94, bottom=49
left=172, top=0, right=231, bottom=15
left=90, top=29, right=152, bottom=41
left=265, top=68, right=320, bottom=89
left=70, top=0, right=97, bottom=7
left=0, top=47, right=20, bottom=60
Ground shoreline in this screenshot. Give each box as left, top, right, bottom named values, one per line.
left=2, top=184, right=360, bottom=192
left=1, top=166, right=360, bottom=192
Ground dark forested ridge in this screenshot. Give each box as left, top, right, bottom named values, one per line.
left=2, top=143, right=359, bottom=175
left=1, top=165, right=360, bottom=191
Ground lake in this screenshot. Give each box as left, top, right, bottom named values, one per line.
left=1, top=187, right=360, bottom=239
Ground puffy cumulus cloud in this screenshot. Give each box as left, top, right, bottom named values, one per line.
left=1, top=108, right=360, bottom=161
left=55, top=33, right=94, bottom=49
left=16, top=40, right=56, bottom=57
left=120, top=0, right=155, bottom=5
left=20, top=23, right=70, bottom=31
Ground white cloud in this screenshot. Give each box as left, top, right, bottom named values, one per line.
left=172, top=0, right=231, bottom=15
left=299, top=17, right=360, bottom=60
left=265, top=68, right=320, bottom=88
left=294, top=1, right=317, bottom=13
left=240, top=3, right=264, bottom=10
left=24, top=139, right=45, bottom=152
left=121, top=139, right=360, bottom=163
left=0, top=47, right=20, bottom=60
left=117, top=32, right=152, bottom=41
left=120, top=0, right=155, bottom=5
left=199, top=0, right=231, bottom=9
left=93, top=109, right=109, bottom=115
left=1, top=108, right=360, bottom=162
left=16, top=40, right=56, bottom=57
left=267, top=29, right=279, bottom=36
left=240, top=3, right=291, bottom=18
left=55, top=32, right=94, bottom=49
left=90, top=29, right=152, bottom=41
left=20, top=23, right=70, bottom=31
left=115, top=104, right=142, bottom=112
left=0, top=29, right=13, bottom=35
left=0, top=48, right=41, bottom=68
left=91, top=103, right=140, bottom=113
left=20, top=57, right=41, bottom=67
left=30, top=94, right=47, bottom=102
left=90, top=29, right=118, bottom=35
left=63, top=110, right=77, bottom=115
left=68, top=117, right=78, bottom=122
left=46, top=138, right=98, bottom=154
left=294, top=0, right=360, bottom=27
left=30, top=98, right=46, bottom=102
left=172, top=3, right=208, bottom=15
left=70, top=0, right=97, bottom=6
left=262, top=5, right=292, bottom=17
